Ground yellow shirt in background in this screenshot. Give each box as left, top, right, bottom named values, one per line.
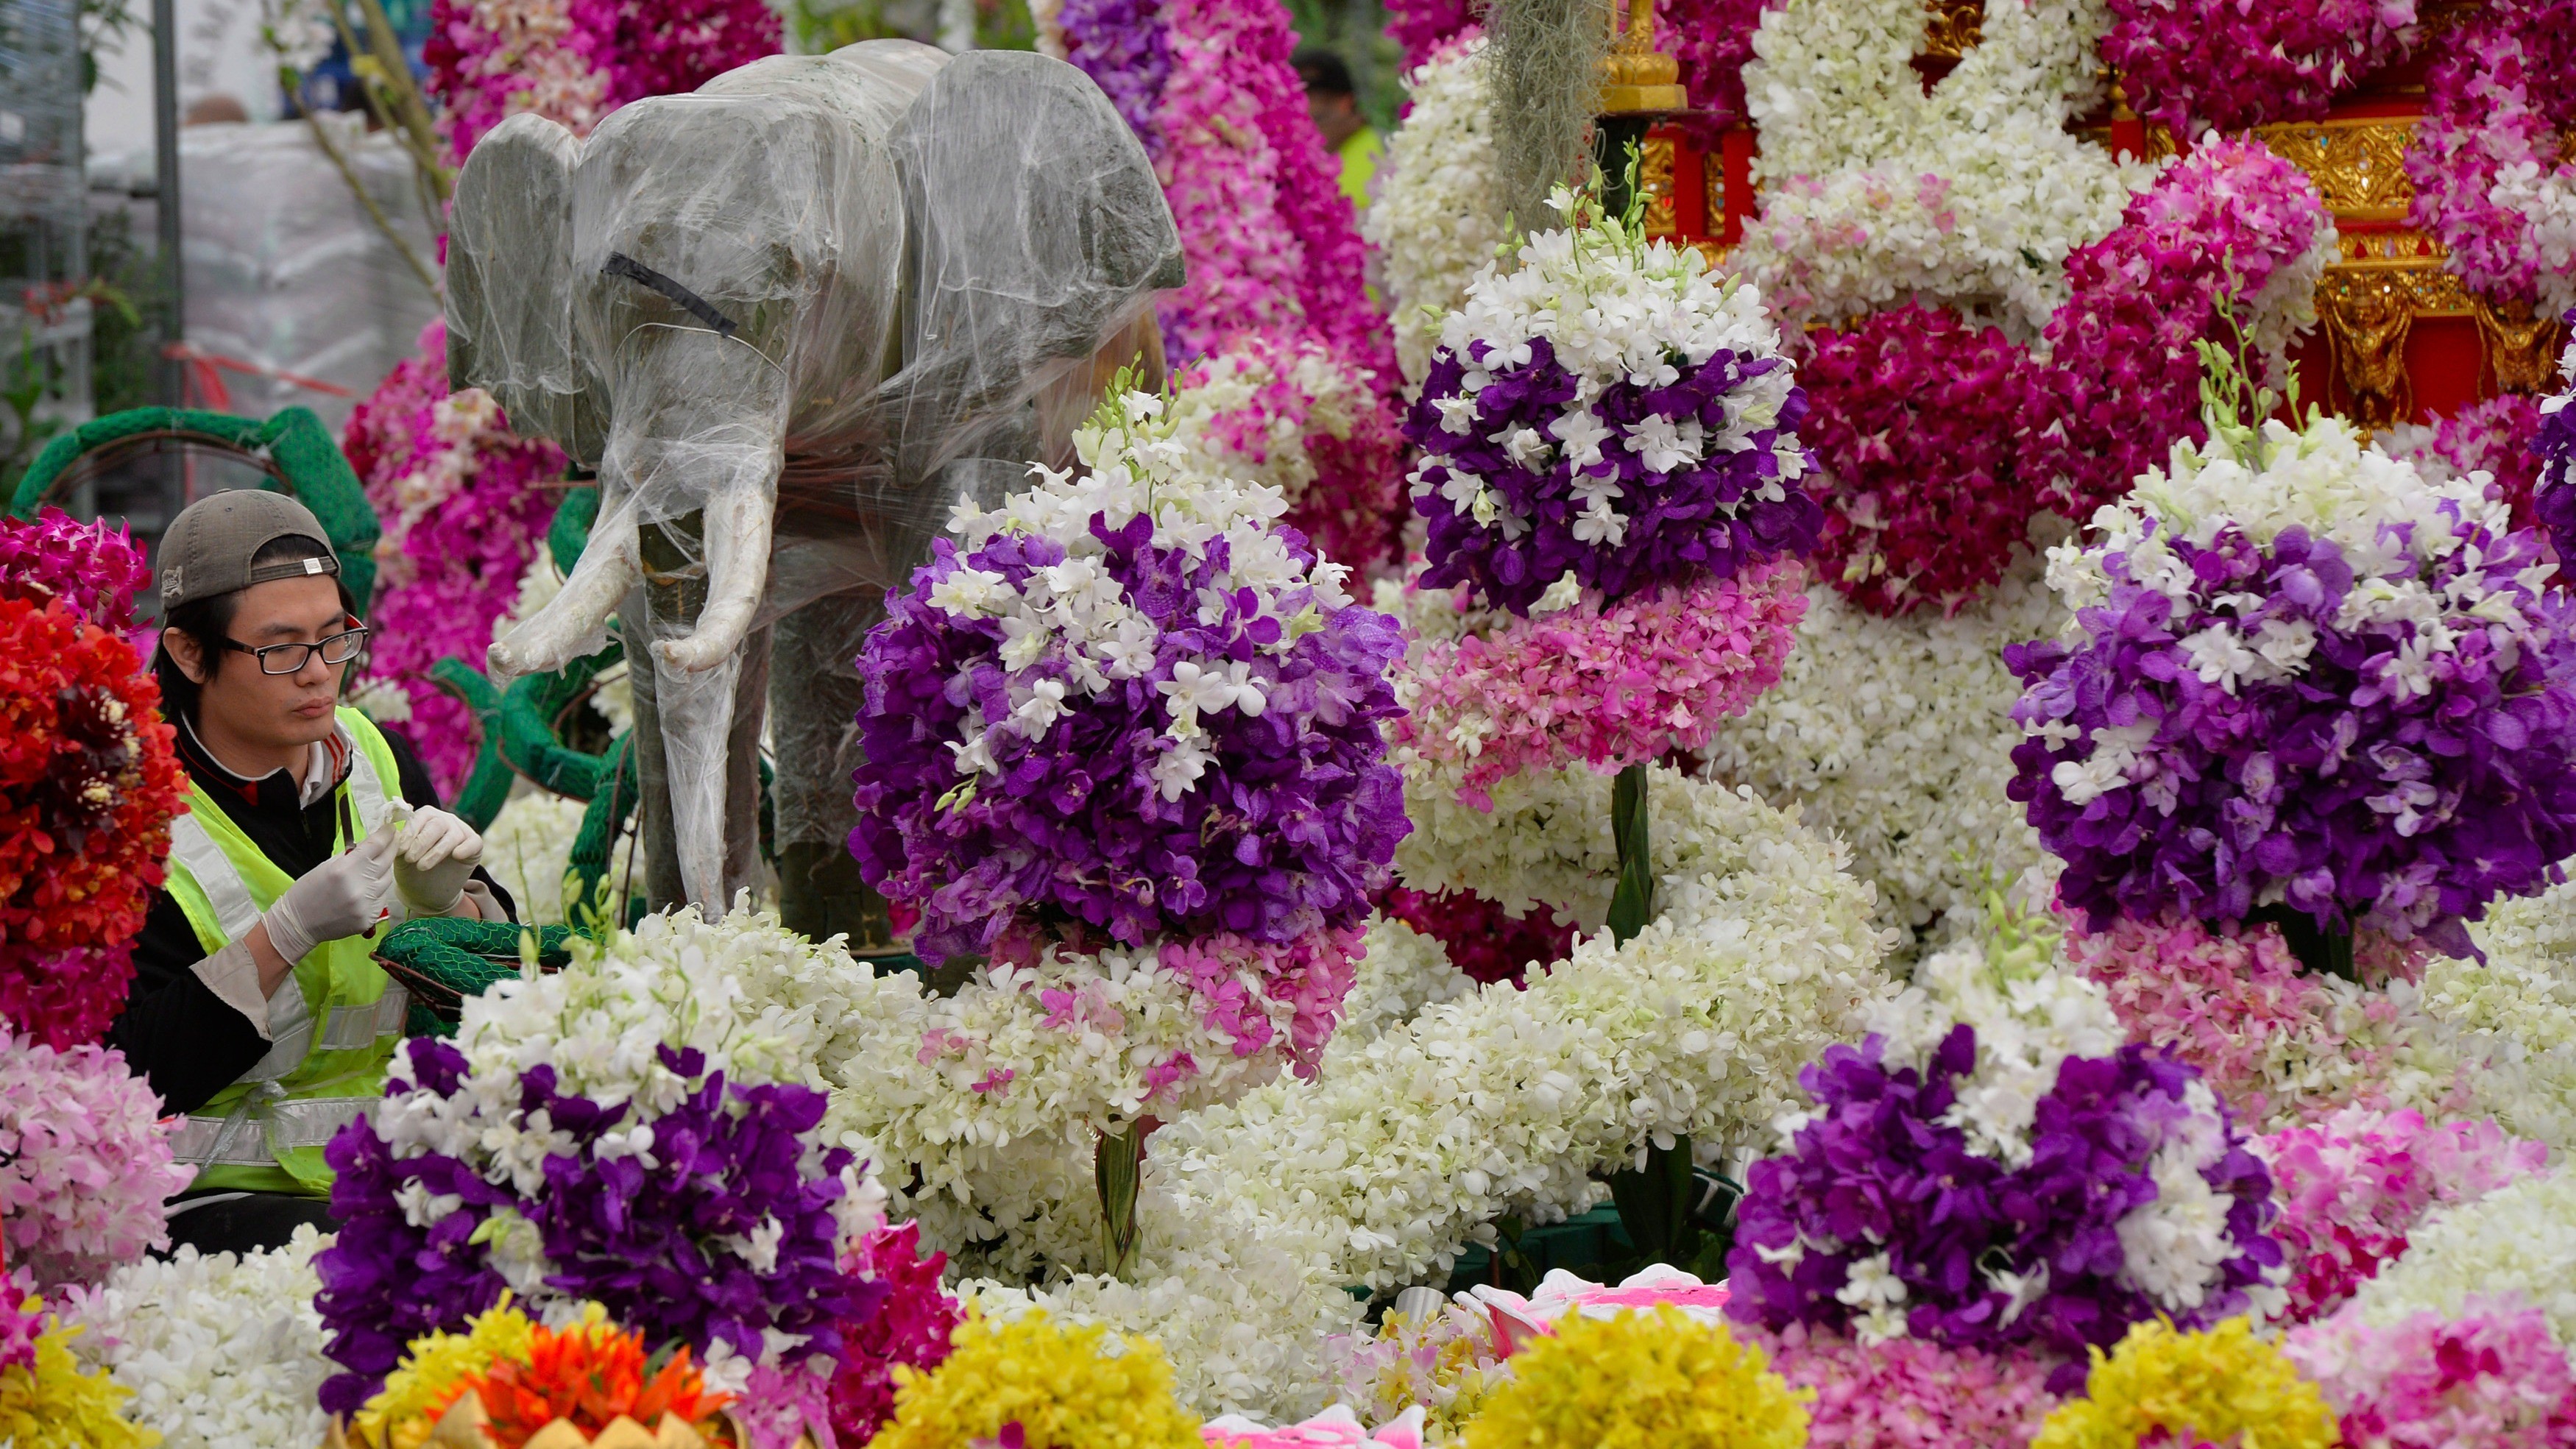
left=1337, top=125, right=1384, bottom=210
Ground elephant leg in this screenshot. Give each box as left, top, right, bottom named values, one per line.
left=620, top=603, right=687, bottom=913
left=770, top=589, right=894, bottom=949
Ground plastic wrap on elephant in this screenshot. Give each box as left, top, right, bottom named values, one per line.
left=453, top=39, right=1184, bottom=908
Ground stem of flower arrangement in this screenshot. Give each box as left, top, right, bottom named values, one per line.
left=1607, top=762, right=1655, bottom=946
left=1096, top=1124, right=1144, bottom=1279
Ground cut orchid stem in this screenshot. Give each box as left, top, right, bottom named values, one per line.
left=1095, top=1123, right=1144, bottom=1279
left=1607, top=762, right=1655, bottom=946
left=1607, top=1136, right=1699, bottom=1269
left=2248, top=905, right=2357, bottom=982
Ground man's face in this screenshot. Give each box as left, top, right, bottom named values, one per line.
left=176, top=575, right=355, bottom=751
left=1309, top=90, right=1361, bottom=149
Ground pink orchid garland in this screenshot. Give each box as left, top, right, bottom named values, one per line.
left=2101, top=0, right=2418, bottom=137
left=2405, top=0, right=2576, bottom=309
left=828, top=1220, right=960, bottom=1446
left=2397, top=395, right=2549, bottom=534
left=2256, top=1107, right=2549, bottom=1322
left=342, top=320, right=566, bottom=794
left=1054, top=0, right=1406, bottom=570
left=1378, top=885, right=1576, bottom=987
left=1393, top=564, right=1811, bottom=805
left=2062, top=913, right=2449, bottom=1129
left=2287, top=1300, right=2576, bottom=1448
left=0, top=1033, right=193, bottom=1292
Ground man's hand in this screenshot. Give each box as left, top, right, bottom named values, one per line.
left=394, top=807, right=485, bottom=918
left=261, top=828, right=397, bottom=976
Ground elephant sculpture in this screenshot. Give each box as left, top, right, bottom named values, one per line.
left=445, top=40, right=1183, bottom=917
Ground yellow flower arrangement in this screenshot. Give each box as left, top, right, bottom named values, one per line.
left=0, top=1303, right=158, bottom=1449
left=870, top=1307, right=1202, bottom=1449
left=1462, top=1305, right=1812, bottom=1449
left=2033, top=1317, right=2340, bottom=1449
left=348, top=1296, right=542, bottom=1449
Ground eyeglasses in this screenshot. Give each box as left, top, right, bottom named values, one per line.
left=221, top=627, right=369, bottom=675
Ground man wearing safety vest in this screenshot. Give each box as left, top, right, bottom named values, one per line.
left=108, top=490, right=516, bottom=1255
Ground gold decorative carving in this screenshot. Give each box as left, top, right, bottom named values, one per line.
left=1691, top=239, right=1731, bottom=272
left=1919, top=0, right=1984, bottom=59
left=2257, top=118, right=2417, bottom=222
left=2321, top=230, right=2476, bottom=316
left=1706, top=155, right=1727, bottom=235
left=1640, top=136, right=1679, bottom=232
left=2324, top=274, right=2416, bottom=432
left=1599, top=0, right=1688, bottom=114
left=2476, top=295, right=2567, bottom=394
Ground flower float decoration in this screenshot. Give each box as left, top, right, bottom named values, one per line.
left=314, top=905, right=892, bottom=1414
left=0, top=511, right=183, bottom=1049
left=2009, top=345, right=2576, bottom=966
left=1725, top=927, right=2285, bottom=1387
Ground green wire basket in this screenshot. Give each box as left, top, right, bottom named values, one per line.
left=374, top=919, right=578, bottom=1037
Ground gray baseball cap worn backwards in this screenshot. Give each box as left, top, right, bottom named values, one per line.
left=158, top=490, right=341, bottom=609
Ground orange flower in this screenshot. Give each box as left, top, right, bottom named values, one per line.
left=442, top=1314, right=729, bottom=1449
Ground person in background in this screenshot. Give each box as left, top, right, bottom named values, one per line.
left=1295, top=47, right=1382, bottom=212
left=107, top=489, right=514, bottom=1255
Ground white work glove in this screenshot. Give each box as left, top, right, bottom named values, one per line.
left=262, top=829, right=397, bottom=965
left=393, top=807, right=485, bottom=919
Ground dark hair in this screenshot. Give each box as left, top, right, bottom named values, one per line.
left=1292, top=48, right=1356, bottom=99
left=152, top=534, right=358, bottom=724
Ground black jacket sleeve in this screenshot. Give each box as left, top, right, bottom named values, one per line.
left=106, top=891, right=274, bottom=1118
left=381, top=728, right=519, bottom=924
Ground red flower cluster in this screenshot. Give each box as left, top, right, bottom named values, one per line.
left=827, top=1220, right=961, bottom=1445
left=0, top=597, right=183, bottom=1047
left=1379, top=885, right=1576, bottom=987
left=1798, top=140, right=2334, bottom=616
left=1802, top=306, right=2048, bottom=617
left=452, top=1316, right=729, bottom=1449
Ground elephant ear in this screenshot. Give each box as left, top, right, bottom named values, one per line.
left=879, top=49, right=1184, bottom=497
left=447, top=113, right=606, bottom=467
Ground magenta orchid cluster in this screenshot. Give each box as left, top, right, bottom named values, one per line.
left=0, top=509, right=149, bottom=634
left=825, top=1221, right=960, bottom=1445
left=1727, top=1027, right=2282, bottom=1389
left=2023, top=136, right=2337, bottom=526
left=1047, top=0, right=1404, bottom=571
left=2396, top=394, right=2548, bottom=537
left=426, top=0, right=779, bottom=163
left=849, top=392, right=1407, bottom=967
left=1797, top=138, right=2333, bottom=617
left=316, top=1036, right=882, bottom=1414
left=2101, top=0, right=2418, bottom=136
left=1384, top=0, right=1474, bottom=70
left=2405, top=0, right=2576, bottom=312
left=2257, top=1108, right=2548, bottom=1322
left=2008, top=423, right=2576, bottom=958
left=342, top=319, right=567, bottom=794
left=2288, top=1300, right=2576, bottom=1447
left=1801, top=305, right=2048, bottom=616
